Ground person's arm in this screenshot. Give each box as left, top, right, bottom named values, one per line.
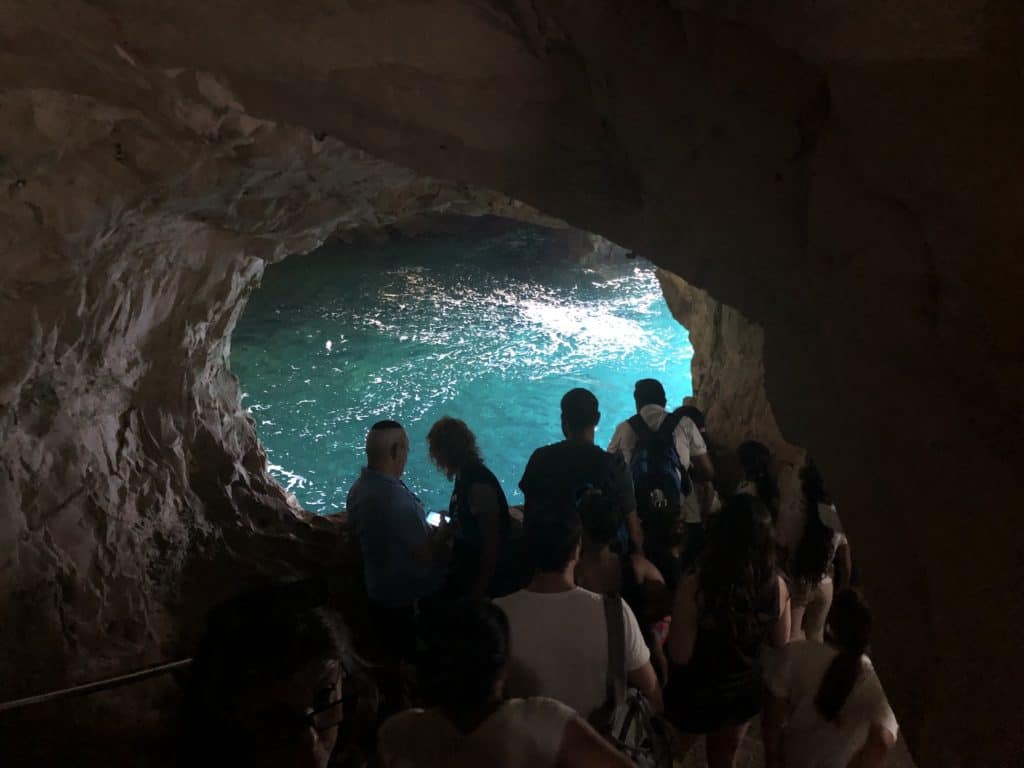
left=690, top=453, right=715, bottom=483
left=693, top=479, right=715, bottom=522
left=468, top=482, right=501, bottom=599
left=518, top=450, right=540, bottom=510
left=627, top=661, right=663, bottom=714
left=626, top=510, right=646, bottom=558
left=650, top=636, right=670, bottom=687
left=847, top=723, right=896, bottom=768
left=557, top=716, right=635, bottom=768
left=770, top=574, right=792, bottom=647
left=636, top=557, right=665, bottom=585
left=680, top=420, right=714, bottom=482
left=622, top=599, right=663, bottom=712
left=609, top=452, right=644, bottom=557
left=667, top=573, right=699, bottom=665
left=606, top=421, right=627, bottom=455
left=762, top=693, right=788, bottom=768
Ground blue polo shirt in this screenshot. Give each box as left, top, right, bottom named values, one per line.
left=346, top=467, right=442, bottom=605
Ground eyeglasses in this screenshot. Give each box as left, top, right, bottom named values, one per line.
left=246, top=692, right=359, bottom=746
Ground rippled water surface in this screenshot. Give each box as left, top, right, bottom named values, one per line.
left=231, top=224, right=693, bottom=513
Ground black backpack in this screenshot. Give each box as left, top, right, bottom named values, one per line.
left=627, top=409, right=692, bottom=528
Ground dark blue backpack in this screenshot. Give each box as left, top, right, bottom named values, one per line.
left=627, top=410, right=692, bottom=529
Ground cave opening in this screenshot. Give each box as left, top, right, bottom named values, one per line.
left=229, top=216, right=694, bottom=515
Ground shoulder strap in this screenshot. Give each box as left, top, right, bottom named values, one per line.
left=603, top=593, right=627, bottom=707
left=627, top=414, right=654, bottom=442
left=589, top=593, right=627, bottom=732
left=658, top=408, right=687, bottom=438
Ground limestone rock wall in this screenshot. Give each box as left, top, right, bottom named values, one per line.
left=657, top=270, right=806, bottom=550
left=1, top=1, right=1022, bottom=765
left=0, top=71, right=553, bottom=762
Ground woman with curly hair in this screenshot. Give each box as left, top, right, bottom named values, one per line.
left=427, top=416, right=520, bottom=599
left=664, top=494, right=791, bottom=768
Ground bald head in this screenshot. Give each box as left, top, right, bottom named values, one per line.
left=366, top=420, right=410, bottom=478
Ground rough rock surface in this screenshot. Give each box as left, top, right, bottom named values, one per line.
left=657, top=270, right=806, bottom=549
left=1, top=1, right=1022, bottom=765
left=0, top=71, right=556, bottom=762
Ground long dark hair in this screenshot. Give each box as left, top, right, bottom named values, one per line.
left=815, top=589, right=871, bottom=723
left=793, top=460, right=836, bottom=584
left=698, top=494, right=777, bottom=646
left=738, top=440, right=780, bottom=520
left=427, top=416, right=483, bottom=479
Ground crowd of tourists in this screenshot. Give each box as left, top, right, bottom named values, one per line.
left=182, top=380, right=897, bottom=768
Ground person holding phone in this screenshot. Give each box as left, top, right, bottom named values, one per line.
left=427, top=416, right=521, bottom=599
left=347, top=420, right=448, bottom=660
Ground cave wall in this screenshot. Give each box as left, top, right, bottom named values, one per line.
left=0, top=71, right=557, bottom=761
left=1, top=1, right=1022, bottom=765
left=657, top=270, right=806, bottom=550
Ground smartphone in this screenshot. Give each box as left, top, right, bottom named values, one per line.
left=426, top=511, right=444, bottom=527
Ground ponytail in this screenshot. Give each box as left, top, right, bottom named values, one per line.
left=815, top=589, right=871, bottom=723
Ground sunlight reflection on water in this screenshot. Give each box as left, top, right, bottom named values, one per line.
left=231, top=224, right=692, bottom=513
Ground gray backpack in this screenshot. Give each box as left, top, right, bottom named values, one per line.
left=589, top=595, right=674, bottom=768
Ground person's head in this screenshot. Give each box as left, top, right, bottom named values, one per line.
left=698, top=494, right=777, bottom=641
left=634, top=378, right=667, bottom=410
left=678, top=403, right=706, bottom=433
left=525, top=506, right=583, bottom=574
left=183, top=580, right=364, bottom=768
left=416, top=600, right=510, bottom=714
left=578, top=488, right=623, bottom=550
left=738, top=439, right=779, bottom=517
left=426, top=416, right=482, bottom=480
left=738, top=440, right=771, bottom=479
left=816, top=589, right=873, bottom=723
left=800, top=458, right=830, bottom=505
left=365, top=420, right=409, bottom=478
left=560, top=388, right=600, bottom=441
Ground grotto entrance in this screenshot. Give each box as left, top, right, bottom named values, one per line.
left=230, top=216, right=695, bottom=515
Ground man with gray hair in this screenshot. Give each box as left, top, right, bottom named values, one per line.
left=347, top=420, right=445, bottom=658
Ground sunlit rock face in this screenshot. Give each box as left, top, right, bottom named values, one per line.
left=2, top=1, right=1022, bottom=765
left=658, top=271, right=807, bottom=550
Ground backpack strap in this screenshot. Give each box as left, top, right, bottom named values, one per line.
left=658, top=408, right=687, bottom=440
left=627, top=414, right=655, bottom=443
left=595, top=594, right=626, bottom=729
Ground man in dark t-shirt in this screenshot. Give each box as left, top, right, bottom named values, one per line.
left=519, top=388, right=643, bottom=556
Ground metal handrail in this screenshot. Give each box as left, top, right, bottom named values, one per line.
left=0, top=658, right=192, bottom=714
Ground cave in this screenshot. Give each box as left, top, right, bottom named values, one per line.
left=1, top=2, right=1022, bottom=766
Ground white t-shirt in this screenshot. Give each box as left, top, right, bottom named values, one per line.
left=607, top=404, right=707, bottom=471
left=377, top=697, right=574, bottom=768
left=766, top=641, right=899, bottom=768
left=494, top=587, right=650, bottom=718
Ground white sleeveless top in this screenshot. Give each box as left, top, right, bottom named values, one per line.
left=377, top=697, right=575, bottom=768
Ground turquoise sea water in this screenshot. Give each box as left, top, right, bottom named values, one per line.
left=230, top=224, right=693, bottom=514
